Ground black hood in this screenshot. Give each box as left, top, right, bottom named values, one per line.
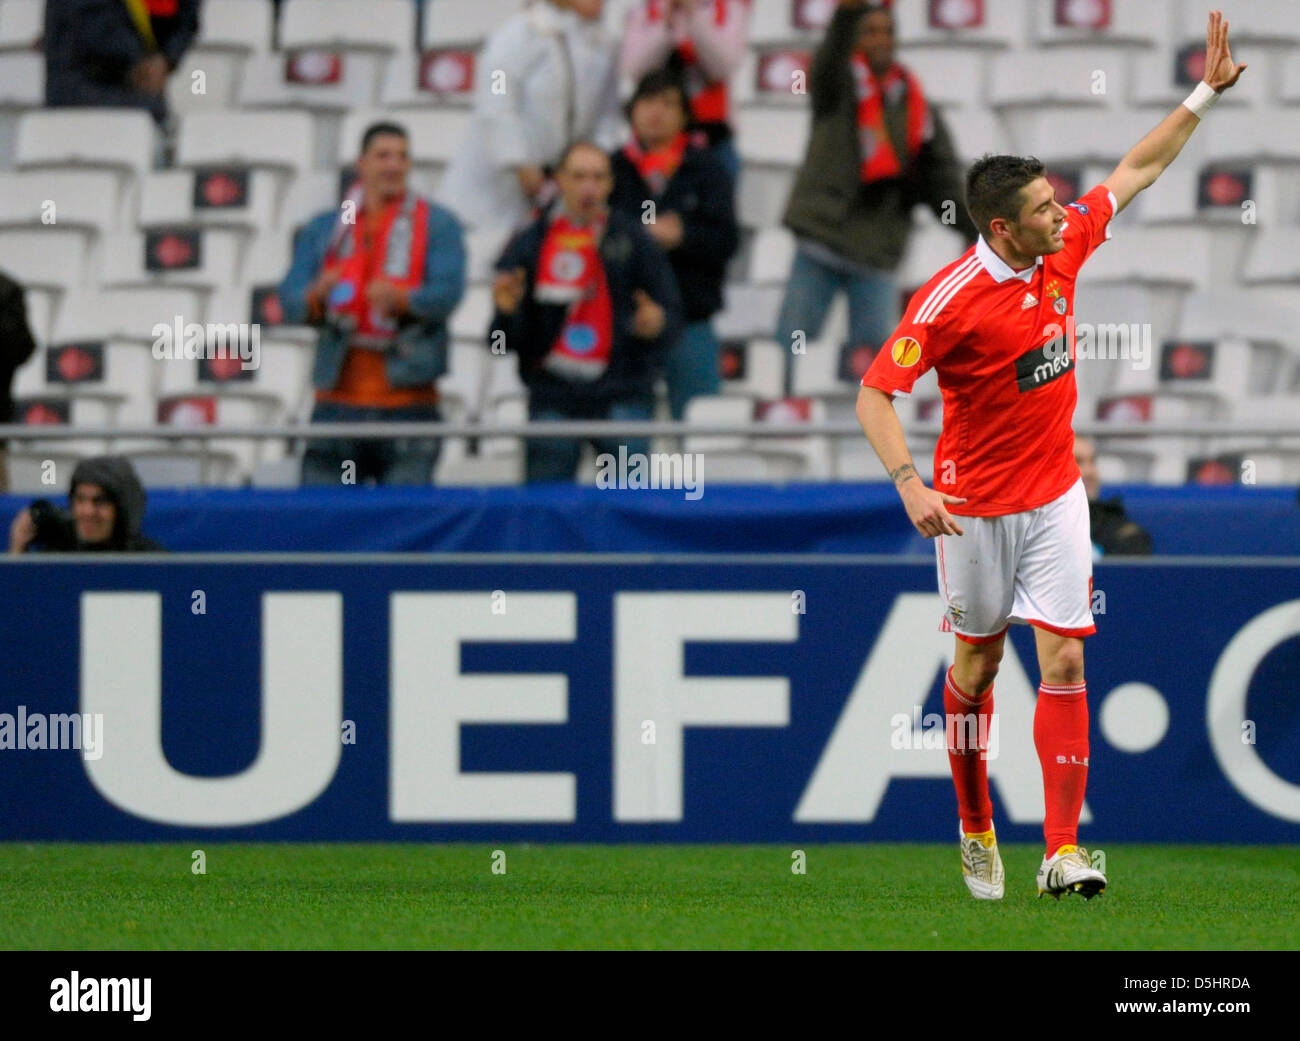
left=69, top=456, right=147, bottom=546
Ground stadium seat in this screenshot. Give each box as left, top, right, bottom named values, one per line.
left=1082, top=227, right=1213, bottom=290
left=236, top=52, right=387, bottom=114
left=280, top=171, right=342, bottom=233
left=1177, top=288, right=1300, bottom=348
left=1175, top=0, right=1300, bottom=44
left=747, top=227, right=796, bottom=285
left=721, top=338, right=785, bottom=400
left=423, top=0, right=522, bottom=49
left=1030, top=0, right=1170, bottom=47
left=734, top=106, right=810, bottom=167
left=449, top=285, right=492, bottom=341
left=96, top=228, right=243, bottom=294
left=735, top=164, right=795, bottom=230
left=715, top=284, right=782, bottom=341
left=683, top=394, right=752, bottom=453
left=52, top=289, right=204, bottom=344
left=0, top=169, right=123, bottom=233
left=0, top=228, right=90, bottom=290
left=1242, top=228, right=1300, bottom=285
left=0, top=0, right=40, bottom=49
left=1281, top=52, right=1300, bottom=105
left=895, top=0, right=1025, bottom=48
left=940, top=106, right=1012, bottom=164
left=989, top=49, right=1126, bottom=110
left=137, top=169, right=279, bottom=233
left=1008, top=108, right=1156, bottom=165
left=482, top=352, right=527, bottom=406
left=177, top=111, right=316, bottom=177
left=281, top=0, right=415, bottom=52
left=903, top=48, right=983, bottom=109
left=380, top=51, right=476, bottom=109
left=439, top=340, right=488, bottom=422
left=477, top=394, right=527, bottom=471
left=17, top=109, right=156, bottom=176
left=0, top=51, right=41, bottom=109
left=790, top=338, right=859, bottom=400
left=748, top=0, right=822, bottom=48
left=3, top=449, right=86, bottom=493
left=190, top=0, right=274, bottom=53
left=1202, top=108, right=1300, bottom=162
left=1131, top=46, right=1265, bottom=109
left=897, top=219, right=971, bottom=290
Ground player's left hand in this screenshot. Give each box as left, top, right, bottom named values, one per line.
left=1202, top=10, right=1247, bottom=92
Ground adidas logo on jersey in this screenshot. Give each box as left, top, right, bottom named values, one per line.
left=1021, top=292, right=1038, bottom=309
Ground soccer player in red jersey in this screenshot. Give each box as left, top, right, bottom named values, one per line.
left=857, top=12, right=1246, bottom=900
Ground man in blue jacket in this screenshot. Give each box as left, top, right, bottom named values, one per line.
left=491, top=140, right=684, bottom=483
left=280, top=122, right=466, bottom=486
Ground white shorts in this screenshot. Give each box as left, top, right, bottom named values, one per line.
left=936, top=477, right=1095, bottom=644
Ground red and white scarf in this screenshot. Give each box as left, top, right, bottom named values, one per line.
left=645, top=0, right=748, bottom=125
left=323, top=189, right=430, bottom=347
left=534, top=209, right=613, bottom=382
left=851, top=55, right=930, bottom=184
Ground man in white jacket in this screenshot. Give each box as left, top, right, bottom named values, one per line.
left=437, top=0, right=626, bottom=247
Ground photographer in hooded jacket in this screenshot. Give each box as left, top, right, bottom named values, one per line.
left=8, top=456, right=164, bottom=553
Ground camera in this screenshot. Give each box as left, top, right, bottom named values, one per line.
left=28, top=499, right=78, bottom=550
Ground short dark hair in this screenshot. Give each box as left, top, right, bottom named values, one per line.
left=360, top=121, right=408, bottom=155
left=964, top=154, right=1046, bottom=238
left=556, top=139, right=610, bottom=172
left=625, top=68, right=691, bottom=127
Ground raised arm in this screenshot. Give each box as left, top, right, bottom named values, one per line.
left=1102, top=10, right=1246, bottom=214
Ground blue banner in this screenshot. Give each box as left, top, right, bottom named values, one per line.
left=2, top=556, right=1298, bottom=842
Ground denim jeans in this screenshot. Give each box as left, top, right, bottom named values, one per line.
left=775, top=243, right=899, bottom=393
left=661, top=320, right=721, bottom=420
left=526, top=395, right=654, bottom=483
left=301, top=400, right=442, bottom=486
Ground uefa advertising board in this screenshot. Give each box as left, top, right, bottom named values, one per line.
left=1, top=556, right=1297, bottom=842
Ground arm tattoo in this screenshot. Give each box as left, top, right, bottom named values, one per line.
left=890, top=463, right=919, bottom=488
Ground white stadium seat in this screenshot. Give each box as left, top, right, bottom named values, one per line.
left=735, top=106, right=810, bottom=167
left=0, top=170, right=123, bottom=232
left=989, top=49, right=1125, bottom=109
left=281, top=0, right=415, bottom=52
left=747, top=227, right=796, bottom=285
left=0, top=51, right=41, bottom=108
left=1080, top=227, right=1213, bottom=290
left=177, top=111, right=316, bottom=176
left=1031, top=0, right=1171, bottom=47
left=95, top=228, right=243, bottom=293
left=236, top=51, right=386, bottom=113
left=1202, top=108, right=1300, bottom=163
left=903, top=48, right=983, bottom=109
left=0, top=229, right=90, bottom=290
left=940, top=107, right=1012, bottom=164
left=714, top=284, right=782, bottom=341
left=1007, top=108, right=1155, bottom=165
left=1243, top=228, right=1300, bottom=286
left=423, top=0, right=529, bottom=49
left=192, top=0, right=274, bottom=52
left=17, top=109, right=156, bottom=174
left=1175, top=0, right=1300, bottom=44
left=895, top=0, right=1025, bottom=48
left=439, top=340, right=489, bottom=422
left=53, top=289, right=204, bottom=344
left=721, top=338, right=784, bottom=400
left=0, top=0, right=41, bottom=50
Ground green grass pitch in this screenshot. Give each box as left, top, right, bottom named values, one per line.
left=2, top=843, right=1297, bottom=950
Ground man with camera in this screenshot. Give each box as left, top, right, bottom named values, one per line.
left=8, top=456, right=163, bottom=553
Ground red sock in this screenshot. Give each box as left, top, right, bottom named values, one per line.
left=1034, top=681, right=1089, bottom=857
left=944, top=666, right=993, bottom=834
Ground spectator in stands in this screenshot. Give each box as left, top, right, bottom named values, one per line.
left=776, top=0, right=976, bottom=389
left=620, top=0, right=751, bottom=182
left=280, top=122, right=466, bottom=487
left=0, top=269, right=38, bottom=494
left=1074, top=434, right=1153, bottom=557
left=8, top=456, right=163, bottom=553
left=609, top=70, right=738, bottom=420
left=491, top=140, right=684, bottom=482
left=44, top=0, right=201, bottom=126
left=437, top=0, right=623, bottom=252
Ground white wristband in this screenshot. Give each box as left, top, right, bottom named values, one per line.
left=1182, top=81, right=1220, bottom=118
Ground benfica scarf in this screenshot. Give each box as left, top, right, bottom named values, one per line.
left=622, top=131, right=689, bottom=197
left=647, top=0, right=746, bottom=125
left=323, top=191, right=430, bottom=346
left=851, top=55, right=929, bottom=184
left=122, top=0, right=179, bottom=51
left=534, top=210, right=613, bottom=382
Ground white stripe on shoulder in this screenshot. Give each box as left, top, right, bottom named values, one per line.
left=917, top=255, right=981, bottom=324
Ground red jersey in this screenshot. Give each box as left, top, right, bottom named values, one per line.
left=861, top=184, right=1118, bottom=516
